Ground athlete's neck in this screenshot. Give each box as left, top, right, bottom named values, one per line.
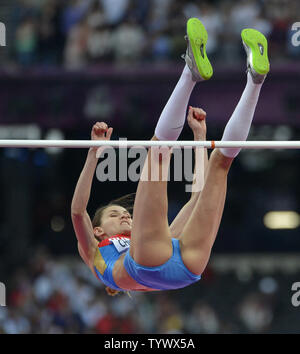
left=115, top=233, right=131, bottom=238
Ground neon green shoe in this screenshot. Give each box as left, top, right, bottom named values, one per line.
left=241, top=28, right=270, bottom=84
left=182, top=17, right=213, bottom=82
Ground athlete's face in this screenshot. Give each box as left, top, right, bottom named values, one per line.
left=97, top=205, right=132, bottom=238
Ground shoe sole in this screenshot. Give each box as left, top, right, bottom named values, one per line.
left=187, top=18, right=213, bottom=80
left=241, top=28, right=270, bottom=75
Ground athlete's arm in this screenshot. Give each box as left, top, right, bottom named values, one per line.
left=170, top=107, right=208, bottom=238
left=188, top=107, right=208, bottom=199
left=71, top=122, right=113, bottom=260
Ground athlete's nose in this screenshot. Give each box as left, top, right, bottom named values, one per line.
left=121, top=214, right=130, bottom=221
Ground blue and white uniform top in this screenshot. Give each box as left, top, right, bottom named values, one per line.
left=93, top=234, right=130, bottom=291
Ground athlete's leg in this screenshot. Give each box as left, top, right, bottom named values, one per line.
left=130, top=136, right=172, bottom=266
left=170, top=107, right=208, bottom=239
left=130, top=62, right=197, bottom=266
left=180, top=29, right=270, bottom=275
left=179, top=149, right=232, bottom=275
left=130, top=18, right=212, bottom=267
left=154, top=65, right=196, bottom=141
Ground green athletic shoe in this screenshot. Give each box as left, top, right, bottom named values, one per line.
left=182, top=17, right=213, bottom=82
left=241, top=28, right=270, bottom=84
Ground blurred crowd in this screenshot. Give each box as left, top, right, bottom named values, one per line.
left=1, top=247, right=299, bottom=334
left=7, top=0, right=300, bottom=69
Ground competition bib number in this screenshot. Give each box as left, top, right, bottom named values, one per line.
left=111, top=237, right=130, bottom=253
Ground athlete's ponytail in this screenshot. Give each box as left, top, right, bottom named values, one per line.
left=105, top=287, right=132, bottom=298
left=105, top=286, right=120, bottom=296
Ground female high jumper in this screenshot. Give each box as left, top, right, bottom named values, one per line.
left=71, top=18, right=270, bottom=295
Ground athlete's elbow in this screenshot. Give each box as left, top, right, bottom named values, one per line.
left=71, top=206, right=85, bottom=218
left=71, top=193, right=88, bottom=214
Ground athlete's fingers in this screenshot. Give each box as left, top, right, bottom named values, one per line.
left=189, top=106, right=203, bottom=120
left=94, top=128, right=106, bottom=138
left=95, top=122, right=108, bottom=130
left=188, top=106, right=195, bottom=119
left=94, top=122, right=108, bottom=134
left=106, top=127, right=113, bottom=140
left=94, top=123, right=108, bottom=136
left=193, top=108, right=206, bottom=120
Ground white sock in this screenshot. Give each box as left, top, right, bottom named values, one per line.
left=220, top=72, right=263, bottom=158
left=154, top=65, right=196, bottom=141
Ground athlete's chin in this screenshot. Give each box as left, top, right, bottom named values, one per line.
left=119, top=226, right=131, bottom=236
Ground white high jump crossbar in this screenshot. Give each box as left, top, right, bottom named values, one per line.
left=0, top=140, right=299, bottom=149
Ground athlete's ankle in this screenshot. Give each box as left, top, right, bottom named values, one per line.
left=247, top=71, right=264, bottom=87
left=182, top=64, right=194, bottom=82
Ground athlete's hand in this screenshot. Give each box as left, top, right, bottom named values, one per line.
left=187, top=106, right=207, bottom=140
left=91, top=122, right=113, bottom=141
left=89, top=122, right=113, bottom=156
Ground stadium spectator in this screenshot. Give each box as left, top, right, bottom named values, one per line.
left=1, top=250, right=299, bottom=334
left=9, top=0, right=298, bottom=67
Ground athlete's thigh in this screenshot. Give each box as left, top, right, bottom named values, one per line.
left=130, top=137, right=173, bottom=266
left=179, top=149, right=232, bottom=274
left=180, top=184, right=227, bottom=275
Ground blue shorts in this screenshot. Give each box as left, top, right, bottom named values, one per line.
left=123, top=238, right=201, bottom=290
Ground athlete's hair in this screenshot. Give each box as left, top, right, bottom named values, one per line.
left=92, top=193, right=135, bottom=298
